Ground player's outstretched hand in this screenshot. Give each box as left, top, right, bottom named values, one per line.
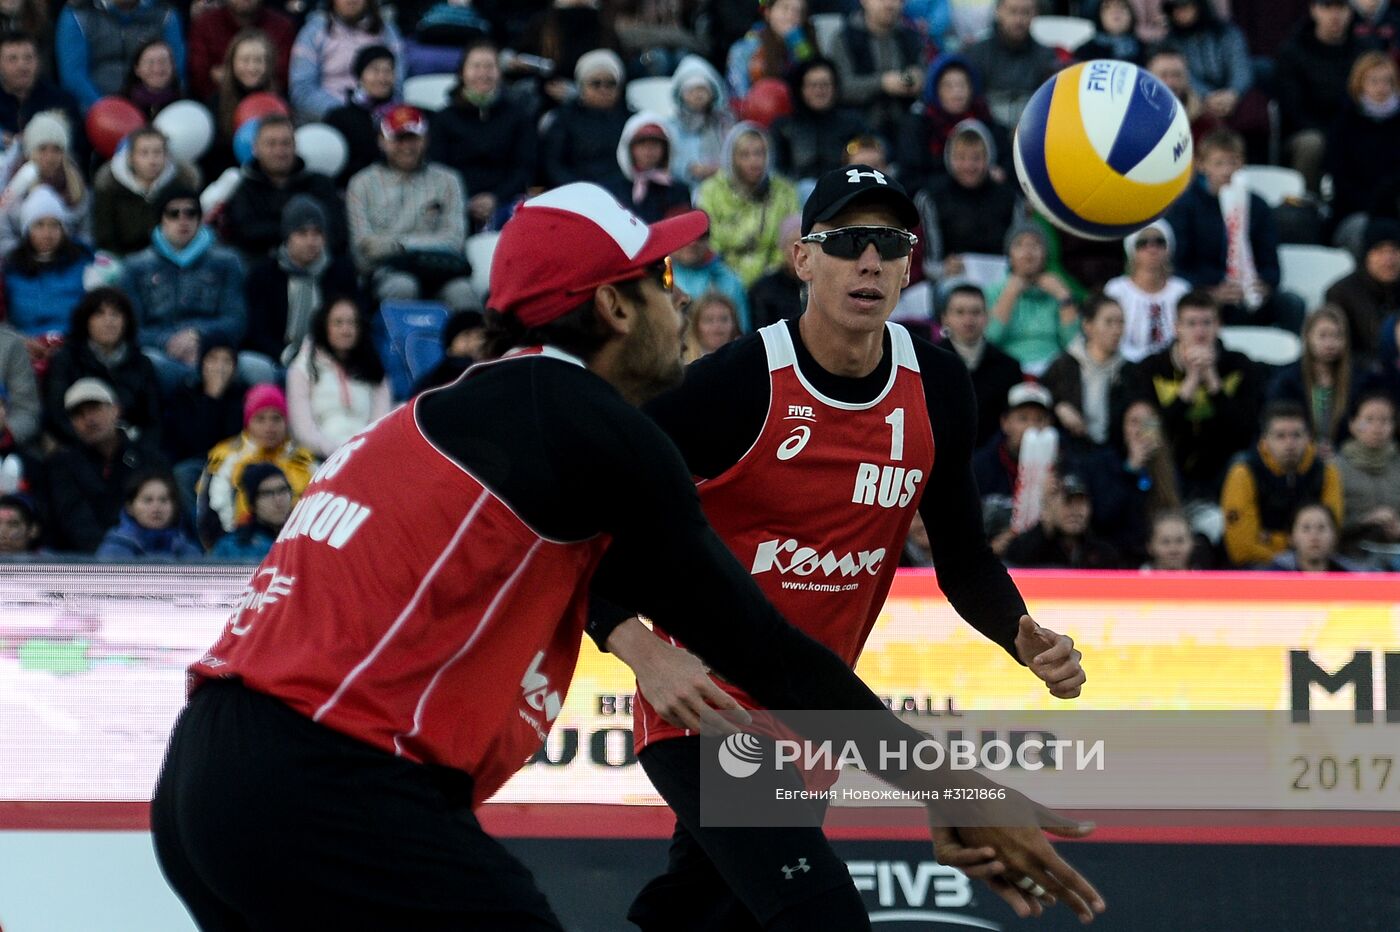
left=1015, top=615, right=1086, bottom=699
left=614, top=619, right=752, bottom=735
left=933, top=801, right=1104, bottom=924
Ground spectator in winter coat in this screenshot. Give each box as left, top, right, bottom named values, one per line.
left=55, top=0, right=186, bottom=109
left=1326, top=53, right=1400, bottom=234
left=985, top=221, right=1080, bottom=374
left=323, top=43, right=397, bottom=189
left=427, top=39, right=535, bottom=231
left=1078, top=0, right=1147, bottom=63
left=221, top=115, right=346, bottom=260
left=188, top=0, right=294, bottom=100
left=44, top=287, right=162, bottom=448
left=197, top=382, right=314, bottom=546
left=1004, top=471, right=1124, bottom=569
left=0, top=110, right=90, bottom=258
left=898, top=54, right=1011, bottom=195
left=288, top=0, right=402, bottom=121
left=672, top=219, right=751, bottom=331
left=95, top=469, right=203, bottom=559
left=915, top=119, right=1020, bottom=288
left=769, top=57, right=865, bottom=192
left=162, top=335, right=246, bottom=517
left=0, top=324, right=39, bottom=446
left=2, top=186, right=93, bottom=340
left=828, top=0, right=928, bottom=143
left=121, top=186, right=270, bottom=392
left=1325, top=218, right=1400, bottom=362
left=92, top=126, right=200, bottom=256
left=936, top=282, right=1024, bottom=448
left=345, top=105, right=477, bottom=313
left=0, top=31, right=80, bottom=150
left=209, top=461, right=291, bottom=560
left=1274, top=0, right=1363, bottom=191
left=666, top=55, right=734, bottom=191
left=1041, top=294, right=1130, bottom=449
left=243, top=196, right=359, bottom=365
left=606, top=113, right=692, bottom=224
left=725, top=0, right=816, bottom=99
left=284, top=296, right=390, bottom=458
left=1267, top=501, right=1370, bottom=571
left=45, top=377, right=168, bottom=553
left=1336, top=390, right=1400, bottom=558
left=696, top=122, right=799, bottom=288
left=540, top=49, right=631, bottom=189
left=962, top=0, right=1058, bottom=126
left=1160, top=0, right=1253, bottom=122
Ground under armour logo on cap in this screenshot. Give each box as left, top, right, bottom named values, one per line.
left=846, top=168, right=887, bottom=185
left=781, top=859, right=811, bottom=879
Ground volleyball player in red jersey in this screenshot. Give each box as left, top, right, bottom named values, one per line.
left=151, top=182, right=1102, bottom=930
left=589, top=167, right=1091, bottom=931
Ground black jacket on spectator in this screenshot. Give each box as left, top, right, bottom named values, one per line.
left=747, top=270, right=803, bottom=331
left=937, top=336, right=1024, bottom=448
left=242, top=252, right=360, bottom=362
left=1325, top=267, right=1400, bottom=362
left=830, top=9, right=926, bottom=141
left=1326, top=101, right=1400, bottom=223
left=429, top=93, right=537, bottom=207
left=43, top=342, right=163, bottom=449
left=922, top=173, right=1019, bottom=257
left=1273, top=23, right=1362, bottom=134
left=1066, top=444, right=1155, bottom=564
left=162, top=375, right=247, bottom=464
left=769, top=107, right=865, bottom=182
left=1003, top=523, right=1122, bottom=569
left=44, top=434, right=167, bottom=553
left=324, top=95, right=390, bottom=189
left=540, top=100, right=630, bottom=189
left=1126, top=342, right=1263, bottom=499
left=221, top=157, right=348, bottom=259
left=1166, top=178, right=1282, bottom=291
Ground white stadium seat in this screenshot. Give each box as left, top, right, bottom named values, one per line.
left=1279, top=244, right=1355, bottom=313
left=1237, top=165, right=1305, bottom=208
left=625, top=77, right=675, bottom=118
left=403, top=73, right=456, bottom=112
left=1219, top=326, right=1302, bottom=366
left=1030, top=15, right=1096, bottom=51
left=466, top=231, right=500, bottom=299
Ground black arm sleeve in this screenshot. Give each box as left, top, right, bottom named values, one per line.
left=913, top=342, right=1026, bottom=660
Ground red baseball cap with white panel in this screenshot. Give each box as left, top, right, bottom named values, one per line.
left=489, top=183, right=708, bottom=327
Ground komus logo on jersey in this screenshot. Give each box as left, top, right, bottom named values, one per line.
left=751, top=538, right=886, bottom=581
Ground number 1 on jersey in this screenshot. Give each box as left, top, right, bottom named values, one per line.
left=885, top=408, right=905, bottom=461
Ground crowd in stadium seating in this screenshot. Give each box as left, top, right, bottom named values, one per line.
left=0, top=0, right=1396, bottom=573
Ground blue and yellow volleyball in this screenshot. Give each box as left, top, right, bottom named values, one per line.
left=1013, top=60, right=1194, bottom=241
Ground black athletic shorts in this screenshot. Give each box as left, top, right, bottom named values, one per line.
left=151, top=679, right=563, bottom=931
left=627, top=736, right=872, bottom=932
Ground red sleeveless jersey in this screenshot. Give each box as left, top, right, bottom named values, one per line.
left=190, top=349, right=610, bottom=807
left=635, top=322, right=935, bottom=751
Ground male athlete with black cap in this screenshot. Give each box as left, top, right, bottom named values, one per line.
left=593, top=165, right=1090, bottom=931
left=151, top=181, right=1102, bottom=930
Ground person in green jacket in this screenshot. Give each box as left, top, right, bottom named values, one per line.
left=695, top=121, right=799, bottom=288
left=986, top=220, right=1079, bottom=375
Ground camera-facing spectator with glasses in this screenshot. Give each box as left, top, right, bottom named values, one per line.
left=541, top=49, right=631, bottom=190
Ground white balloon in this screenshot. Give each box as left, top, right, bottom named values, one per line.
left=153, top=100, right=215, bottom=162
left=295, top=123, right=349, bottom=177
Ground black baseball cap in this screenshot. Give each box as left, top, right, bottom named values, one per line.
left=801, top=164, right=919, bottom=235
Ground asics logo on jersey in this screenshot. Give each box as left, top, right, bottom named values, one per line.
left=521, top=651, right=562, bottom=722
left=776, top=425, right=811, bottom=461
left=846, top=168, right=888, bottom=186
left=852, top=463, right=923, bottom=508
left=751, top=538, right=885, bottom=578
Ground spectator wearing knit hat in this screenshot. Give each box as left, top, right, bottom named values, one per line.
left=244, top=196, right=360, bottom=365
left=540, top=49, right=631, bottom=190
left=288, top=0, right=403, bottom=121
left=197, top=382, right=315, bottom=546
left=44, top=377, right=168, bottom=553
left=0, top=110, right=89, bottom=257
left=209, top=461, right=293, bottom=560
left=324, top=44, right=399, bottom=188
left=222, top=114, right=347, bottom=261
left=346, top=104, right=479, bottom=312
left=1, top=185, right=94, bottom=338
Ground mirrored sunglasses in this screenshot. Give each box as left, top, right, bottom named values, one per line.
left=800, top=226, right=918, bottom=261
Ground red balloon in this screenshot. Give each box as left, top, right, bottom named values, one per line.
left=739, top=78, right=792, bottom=129
left=84, top=97, right=145, bottom=160
left=233, top=92, right=290, bottom=130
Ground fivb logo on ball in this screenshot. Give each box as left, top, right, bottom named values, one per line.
left=1014, top=59, right=1193, bottom=240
